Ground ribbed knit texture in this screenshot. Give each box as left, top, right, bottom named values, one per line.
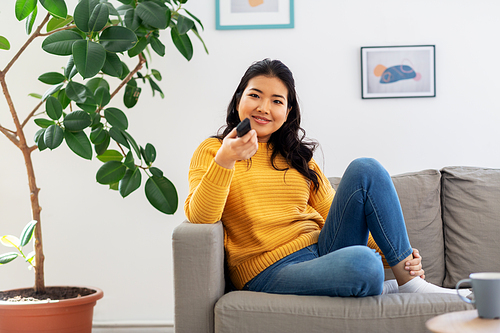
left=185, top=138, right=388, bottom=290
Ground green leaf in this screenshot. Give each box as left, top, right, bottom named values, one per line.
left=0, top=253, right=18, bottom=265
left=76, top=101, right=97, bottom=113
left=94, top=86, right=110, bottom=107
left=97, top=149, right=123, bottom=162
left=135, top=2, right=167, bottom=29
left=119, top=167, right=141, bottom=198
left=65, top=130, right=92, bottom=160
left=42, top=83, right=64, bottom=101
left=150, top=37, right=165, bottom=57
left=149, top=166, right=163, bottom=177
left=94, top=131, right=110, bottom=155
left=86, top=77, right=110, bottom=93
left=121, top=130, right=141, bottom=159
left=34, top=118, right=55, bottom=128
left=96, top=160, right=127, bottom=184
left=149, top=78, right=164, bottom=98
left=44, top=124, right=64, bottom=149
left=124, top=8, right=140, bottom=31
left=151, top=69, right=162, bottom=81
left=42, top=30, right=83, bottom=56
left=88, top=3, right=109, bottom=33
left=46, top=15, right=74, bottom=32
left=34, top=128, right=48, bottom=151
left=45, top=96, right=63, bottom=120
left=145, top=176, right=178, bottom=214
left=104, top=107, right=128, bottom=130
left=0, top=36, right=10, bottom=51
left=123, top=150, right=137, bottom=170
left=57, top=89, right=71, bottom=109
left=63, top=110, right=92, bottom=131
left=120, top=61, right=130, bottom=80
left=26, top=6, right=37, bottom=35
left=191, top=25, right=208, bottom=55
left=127, top=36, right=148, bottom=58
left=38, top=72, right=66, bottom=85
left=100, top=26, right=138, bottom=53
left=19, top=220, right=37, bottom=247
left=72, top=40, right=106, bottom=79
left=66, top=81, right=90, bottom=103
left=143, top=143, right=156, bottom=164
left=74, top=0, right=97, bottom=32
left=15, top=0, right=37, bottom=21
left=123, top=151, right=135, bottom=169
left=171, top=27, right=193, bottom=61
left=29, top=93, right=42, bottom=99
left=177, top=15, right=194, bottom=35
left=108, top=127, right=129, bottom=148
left=123, top=80, right=141, bottom=108
left=90, top=124, right=107, bottom=144
left=102, top=52, right=123, bottom=78
left=183, top=8, right=204, bottom=31
left=64, top=56, right=76, bottom=80
left=39, top=0, right=67, bottom=18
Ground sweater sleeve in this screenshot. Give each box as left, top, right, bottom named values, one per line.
left=307, top=159, right=335, bottom=228
left=184, top=139, right=234, bottom=224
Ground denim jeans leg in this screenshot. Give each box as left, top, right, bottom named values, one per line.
left=318, top=158, right=413, bottom=267
left=246, top=244, right=384, bottom=297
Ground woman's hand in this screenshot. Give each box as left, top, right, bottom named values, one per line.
left=215, top=128, right=258, bottom=169
left=405, top=248, right=425, bottom=279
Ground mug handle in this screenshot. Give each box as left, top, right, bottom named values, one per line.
left=456, top=278, right=473, bottom=304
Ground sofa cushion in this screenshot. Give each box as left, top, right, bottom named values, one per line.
left=441, top=166, right=500, bottom=288
left=215, top=291, right=472, bottom=333
left=330, top=169, right=445, bottom=286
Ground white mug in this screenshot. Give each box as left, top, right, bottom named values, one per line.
left=456, top=272, right=500, bottom=319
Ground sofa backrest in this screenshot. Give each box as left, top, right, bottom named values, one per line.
left=441, top=166, right=500, bottom=288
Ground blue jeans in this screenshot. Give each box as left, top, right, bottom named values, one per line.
left=244, top=158, right=413, bottom=297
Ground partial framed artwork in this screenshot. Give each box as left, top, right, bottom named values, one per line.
left=216, top=0, right=294, bottom=30
left=361, top=45, right=436, bottom=99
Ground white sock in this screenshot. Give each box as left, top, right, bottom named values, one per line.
left=382, top=279, right=399, bottom=294
left=398, top=277, right=471, bottom=297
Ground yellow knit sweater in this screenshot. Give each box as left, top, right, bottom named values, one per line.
left=185, top=138, right=387, bottom=290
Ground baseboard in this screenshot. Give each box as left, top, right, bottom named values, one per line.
left=93, top=321, right=174, bottom=333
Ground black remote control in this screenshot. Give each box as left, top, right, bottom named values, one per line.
left=236, top=118, right=251, bottom=137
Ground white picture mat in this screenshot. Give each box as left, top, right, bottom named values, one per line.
left=362, top=46, right=435, bottom=98
left=219, top=0, right=291, bottom=26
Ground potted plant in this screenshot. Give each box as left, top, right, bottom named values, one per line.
left=0, top=0, right=206, bottom=330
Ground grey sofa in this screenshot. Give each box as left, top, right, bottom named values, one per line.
left=173, top=166, right=500, bottom=333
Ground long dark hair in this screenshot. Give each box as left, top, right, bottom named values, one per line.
left=216, top=59, right=320, bottom=191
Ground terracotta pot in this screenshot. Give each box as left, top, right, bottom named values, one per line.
left=0, top=286, right=103, bottom=333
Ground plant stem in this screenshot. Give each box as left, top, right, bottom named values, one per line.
left=0, top=12, right=50, bottom=294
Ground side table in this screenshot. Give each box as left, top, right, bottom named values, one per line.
left=426, top=309, right=500, bottom=333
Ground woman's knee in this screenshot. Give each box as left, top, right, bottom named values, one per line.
left=344, top=246, right=385, bottom=295
left=345, top=158, right=390, bottom=184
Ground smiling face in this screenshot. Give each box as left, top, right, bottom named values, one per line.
left=237, top=75, right=290, bottom=143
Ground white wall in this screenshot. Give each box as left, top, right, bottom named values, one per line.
left=1, top=0, right=500, bottom=326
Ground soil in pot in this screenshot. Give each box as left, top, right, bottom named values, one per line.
left=0, top=286, right=95, bottom=302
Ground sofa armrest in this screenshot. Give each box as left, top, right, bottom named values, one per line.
left=172, top=220, right=225, bottom=333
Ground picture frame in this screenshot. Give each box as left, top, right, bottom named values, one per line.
left=361, top=45, right=436, bottom=99
left=216, top=0, right=294, bottom=30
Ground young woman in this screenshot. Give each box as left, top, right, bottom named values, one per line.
left=185, top=59, right=462, bottom=296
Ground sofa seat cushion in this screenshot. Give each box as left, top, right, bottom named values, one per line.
left=215, top=291, right=472, bottom=333
left=330, top=169, right=445, bottom=286
left=441, top=166, right=500, bottom=288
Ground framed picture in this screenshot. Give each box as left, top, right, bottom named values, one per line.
left=216, top=0, right=294, bottom=30
left=361, top=45, right=436, bottom=99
